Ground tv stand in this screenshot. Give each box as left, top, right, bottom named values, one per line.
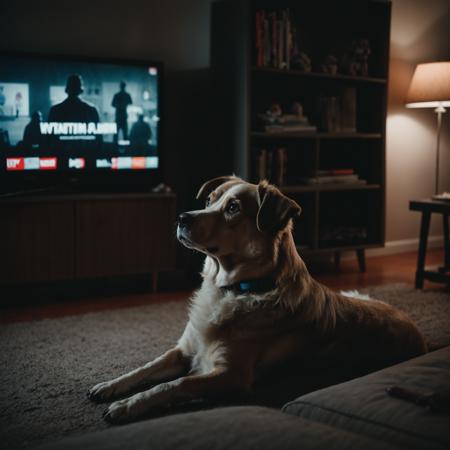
left=0, top=192, right=176, bottom=291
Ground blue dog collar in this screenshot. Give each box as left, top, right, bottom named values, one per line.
left=223, top=277, right=277, bottom=294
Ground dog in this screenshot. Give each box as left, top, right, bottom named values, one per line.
left=88, top=176, right=427, bottom=424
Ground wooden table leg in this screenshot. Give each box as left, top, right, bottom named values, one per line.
left=356, top=249, right=366, bottom=273
left=415, top=211, right=431, bottom=289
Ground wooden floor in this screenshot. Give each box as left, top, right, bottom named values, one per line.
left=314, top=248, right=445, bottom=290
left=0, top=249, right=446, bottom=324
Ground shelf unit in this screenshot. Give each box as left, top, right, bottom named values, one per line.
left=211, top=0, right=391, bottom=269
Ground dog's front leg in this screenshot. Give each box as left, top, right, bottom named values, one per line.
left=88, top=347, right=189, bottom=402
left=103, top=368, right=249, bottom=424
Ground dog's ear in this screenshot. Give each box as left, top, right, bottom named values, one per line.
left=256, top=181, right=301, bottom=232
left=196, top=176, right=239, bottom=201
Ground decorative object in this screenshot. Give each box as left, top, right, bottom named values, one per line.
left=291, top=51, right=312, bottom=72
left=406, top=62, right=450, bottom=196
left=342, top=39, right=371, bottom=76
left=257, top=102, right=316, bottom=133
left=320, top=54, right=338, bottom=75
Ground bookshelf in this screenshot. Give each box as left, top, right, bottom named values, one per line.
left=211, top=0, right=391, bottom=270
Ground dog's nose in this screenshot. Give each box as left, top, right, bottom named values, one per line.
left=178, top=213, right=193, bottom=228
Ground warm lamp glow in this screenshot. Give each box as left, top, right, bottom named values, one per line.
left=405, top=62, right=450, bottom=108
left=405, top=62, right=450, bottom=196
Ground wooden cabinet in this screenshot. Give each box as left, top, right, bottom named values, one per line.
left=211, top=0, right=391, bottom=268
left=76, top=195, right=176, bottom=278
left=0, top=201, right=75, bottom=283
left=0, top=193, right=176, bottom=287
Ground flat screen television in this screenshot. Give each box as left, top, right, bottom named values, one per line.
left=0, top=52, right=163, bottom=194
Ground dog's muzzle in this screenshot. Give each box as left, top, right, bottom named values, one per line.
left=177, top=212, right=194, bottom=230
left=176, top=212, right=218, bottom=254
left=177, top=212, right=196, bottom=248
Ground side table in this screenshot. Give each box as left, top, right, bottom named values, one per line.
left=409, top=199, right=450, bottom=289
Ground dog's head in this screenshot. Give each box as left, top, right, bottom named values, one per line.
left=176, top=176, right=301, bottom=262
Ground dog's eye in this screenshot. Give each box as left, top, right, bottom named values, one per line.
left=226, top=201, right=240, bottom=214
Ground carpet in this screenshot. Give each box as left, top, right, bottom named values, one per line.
left=0, top=283, right=449, bottom=449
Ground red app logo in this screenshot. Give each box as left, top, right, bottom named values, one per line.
left=39, top=157, right=57, bottom=170
left=6, top=158, right=25, bottom=171
left=131, top=157, right=146, bottom=169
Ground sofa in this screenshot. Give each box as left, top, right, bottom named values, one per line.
left=36, top=347, right=450, bottom=450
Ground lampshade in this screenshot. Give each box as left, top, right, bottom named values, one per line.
left=405, top=62, right=450, bottom=108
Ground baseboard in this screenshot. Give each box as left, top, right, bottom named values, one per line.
left=342, top=235, right=444, bottom=260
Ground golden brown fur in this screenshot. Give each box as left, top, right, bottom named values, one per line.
left=89, top=176, right=427, bottom=424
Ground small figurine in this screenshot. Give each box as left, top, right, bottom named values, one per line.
left=291, top=102, right=304, bottom=117
left=291, top=52, right=312, bottom=72
left=342, top=39, right=371, bottom=76
left=257, top=101, right=315, bottom=133
left=321, top=55, right=338, bottom=75
left=268, top=103, right=283, bottom=119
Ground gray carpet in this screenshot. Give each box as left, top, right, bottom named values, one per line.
left=1, top=284, right=449, bottom=449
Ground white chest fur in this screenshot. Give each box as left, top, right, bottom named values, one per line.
left=177, top=278, right=279, bottom=374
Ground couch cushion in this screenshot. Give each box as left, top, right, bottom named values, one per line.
left=283, top=347, right=450, bottom=450
left=34, top=406, right=397, bottom=450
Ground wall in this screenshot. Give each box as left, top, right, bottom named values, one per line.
left=0, top=0, right=211, bottom=71
left=387, top=0, right=450, bottom=248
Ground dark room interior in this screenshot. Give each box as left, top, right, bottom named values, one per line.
left=1, top=1, right=449, bottom=449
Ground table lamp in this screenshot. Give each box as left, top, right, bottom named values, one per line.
left=405, top=62, right=450, bottom=197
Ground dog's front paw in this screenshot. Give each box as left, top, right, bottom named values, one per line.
left=88, top=381, right=120, bottom=403
left=103, top=399, right=135, bottom=424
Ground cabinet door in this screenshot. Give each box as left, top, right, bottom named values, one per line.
left=0, top=202, right=75, bottom=283
left=76, top=197, right=176, bottom=278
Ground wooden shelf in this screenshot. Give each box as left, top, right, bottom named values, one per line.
left=281, top=183, right=381, bottom=193
left=252, top=66, right=387, bottom=84
left=211, top=0, right=390, bottom=266
left=251, top=131, right=383, bottom=140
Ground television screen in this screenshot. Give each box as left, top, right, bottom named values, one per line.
left=0, top=53, right=161, bottom=175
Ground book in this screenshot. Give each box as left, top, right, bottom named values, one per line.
left=278, top=16, right=284, bottom=69
left=266, top=149, right=274, bottom=181
left=269, top=12, right=277, bottom=68
left=263, top=16, right=270, bottom=67
left=255, top=11, right=264, bottom=67
left=274, top=147, right=287, bottom=186
left=254, top=8, right=293, bottom=69
left=255, top=148, right=267, bottom=180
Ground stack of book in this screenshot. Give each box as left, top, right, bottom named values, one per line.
left=296, top=169, right=366, bottom=185
left=264, top=121, right=317, bottom=133
left=254, top=148, right=287, bottom=186
left=255, top=9, right=294, bottom=70
left=258, top=106, right=317, bottom=134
